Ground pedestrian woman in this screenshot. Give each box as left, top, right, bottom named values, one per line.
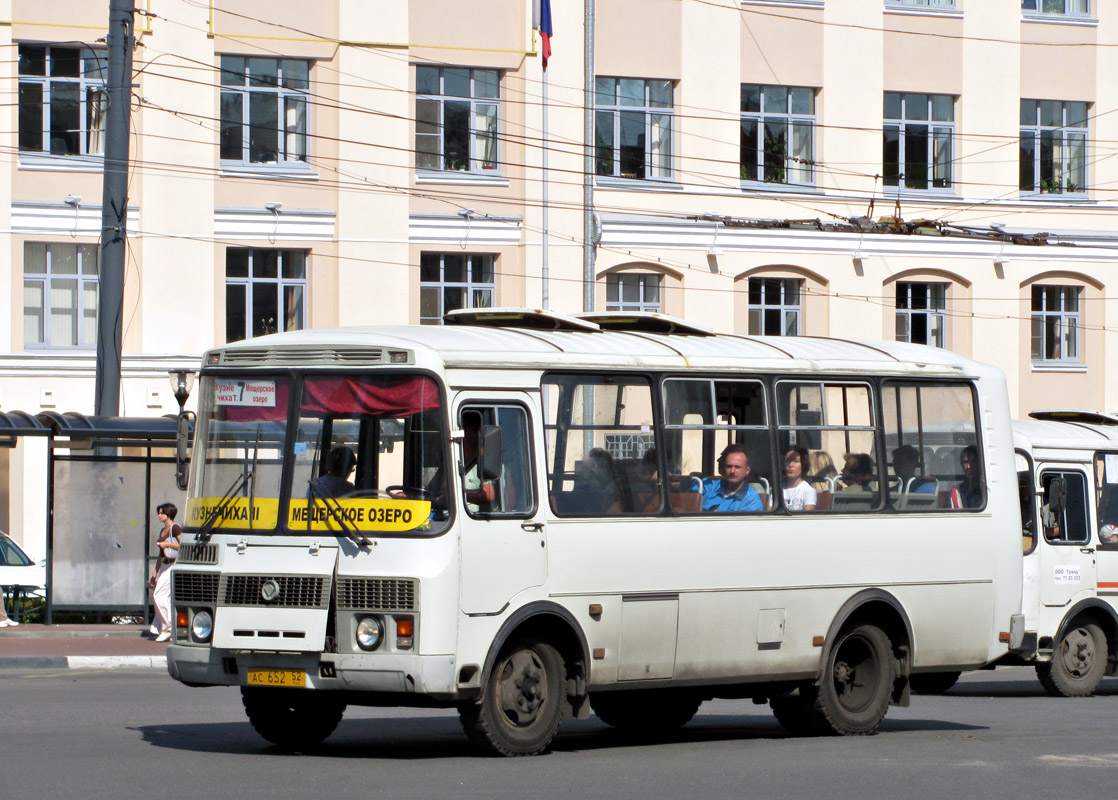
left=149, top=502, right=181, bottom=642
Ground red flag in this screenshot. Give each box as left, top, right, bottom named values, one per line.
left=533, top=0, right=553, bottom=69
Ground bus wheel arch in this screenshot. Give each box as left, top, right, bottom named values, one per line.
left=1037, top=601, right=1118, bottom=697
left=821, top=590, right=913, bottom=707
left=461, top=601, right=590, bottom=755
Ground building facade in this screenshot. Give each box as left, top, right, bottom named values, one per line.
left=1, top=0, right=1116, bottom=556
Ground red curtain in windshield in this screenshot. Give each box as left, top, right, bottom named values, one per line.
left=301, top=376, right=440, bottom=417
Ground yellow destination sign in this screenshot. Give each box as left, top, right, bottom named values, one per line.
left=186, top=497, right=280, bottom=529
left=288, top=498, right=432, bottom=532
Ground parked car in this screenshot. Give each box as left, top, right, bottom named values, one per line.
left=0, top=532, right=46, bottom=597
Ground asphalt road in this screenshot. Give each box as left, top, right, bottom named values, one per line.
left=4, top=666, right=1118, bottom=799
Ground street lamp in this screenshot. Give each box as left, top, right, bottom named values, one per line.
left=168, top=369, right=196, bottom=490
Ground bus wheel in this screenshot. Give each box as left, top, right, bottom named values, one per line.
left=770, top=694, right=827, bottom=736
left=591, top=690, right=702, bottom=732
left=817, top=624, right=895, bottom=735
left=240, top=687, right=345, bottom=751
left=461, top=637, right=565, bottom=756
left=1036, top=623, right=1107, bottom=697
left=909, top=671, right=961, bottom=695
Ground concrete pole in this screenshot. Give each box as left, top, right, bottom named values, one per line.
left=583, top=0, right=595, bottom=313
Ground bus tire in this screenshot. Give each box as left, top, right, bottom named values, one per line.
left=1036, top=622, right=1107, bottom=697
left=460, top=636, right=565, bottom=756
left=591, top=690, right=702, bottom=732
left=909, top=671, right=961, bottom=695
left=240, top=687, right=345, bottom=751
left=770, top=694, right=827, bottom=737
left=816, top=623, right=895, bottom=735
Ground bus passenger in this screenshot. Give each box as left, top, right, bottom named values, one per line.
left=892, top=445, right=935, bottom=493
left=840, top=453, right=875, bottom=491
left=699, top=444, right=763, bottom=512
left=462, top=411, right=502, bottom=513
left=312, top=445, right=357, bottom=498
left=808, top=450, right=838, bottom=493
left=783, top=447, right=817, bottom=511
left=950, top=444, right=984, bottom=509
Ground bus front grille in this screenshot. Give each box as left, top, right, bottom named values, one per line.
left=173, top=572, right=220, bottom=604
left=178, top=543, right=218, bottom=564
left=336, top=577, right=417, bottom=611
left=222, top=575, right=329, bottom=608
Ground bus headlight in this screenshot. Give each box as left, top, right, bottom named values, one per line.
left=356, top=616, right=384, bottom=651
left=191, top=610, right=213, bottom=642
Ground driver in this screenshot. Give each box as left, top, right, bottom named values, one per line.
left=311, top=445, right=357, bottom=498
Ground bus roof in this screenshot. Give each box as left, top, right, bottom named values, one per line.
left=209, top=312, right=992, bottom=378
left=1014, top=417, right=1118, bottom=451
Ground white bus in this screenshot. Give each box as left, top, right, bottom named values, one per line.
left=1001, top=411, right=1118, bottom=696
left=166, top=309, right=1023, bottom=755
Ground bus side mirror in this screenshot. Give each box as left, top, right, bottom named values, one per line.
left=478, top=424, right=503, bottom=481
left=175, top=412, right=194, bottom=491
left=1045, top=477, right=1066, bottom=514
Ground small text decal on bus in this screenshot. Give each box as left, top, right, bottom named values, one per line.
left=1053, top=565, right=1082, bottom=584
left=214, top=379, right=277, bottom=407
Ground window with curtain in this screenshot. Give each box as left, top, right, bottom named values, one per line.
left=594, top=77, right=674, bottom=181
left=23, top=242, right=99, bottom=348
left=225, top=249, right=308, bottom=342
left=18, top=45, right=107, bottom=157
left=415, top=67, right=500, bottom=173
left=220, top=56, right=310, bottom=166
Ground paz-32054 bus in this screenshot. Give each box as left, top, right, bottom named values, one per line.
left=166, top=309, right=1024, bottom=755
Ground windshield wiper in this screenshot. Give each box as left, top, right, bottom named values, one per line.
left=306, top=479, right=370, bottom=548
left=195, top=469, right=254, bottom=544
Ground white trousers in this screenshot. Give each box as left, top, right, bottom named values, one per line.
left=151, top=564, right=172, bottom=634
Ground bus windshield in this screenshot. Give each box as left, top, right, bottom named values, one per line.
left=187, top=372, right=450, bottom=536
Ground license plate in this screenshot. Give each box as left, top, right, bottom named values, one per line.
left=246, top=668, right=306, bottom=688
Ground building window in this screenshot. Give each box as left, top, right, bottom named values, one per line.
left=420, top=253, right=495, bottom=325
left=741, top=85, right=815, bottom=186
left=1020, top=100, right=1087, bottom=195
left=18, top=45, right=107, bottom=156
left=220, top=57, right=309, bottom=166
left=23, top=242, right=99, bottom=348
left=415, top=67, right=500, bottom=173
left=895, top=282, right=947, bottom=347
left=1031, top=285, right=1080, bottom=362
left=1022, top=0, right=1089, bottom=16
left=606, top=274, right=661, bottom=312
left=748, top=278, right=800, bottom=335
left=594, top=78, right=674, bottom=181
left=225, top=249, right=307, bottom=342
left=884, top=93, right=954, bottom=191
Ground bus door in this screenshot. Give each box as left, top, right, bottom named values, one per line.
left=1093, top=452, right=1118, bottom=600
left=1037, top=467, right=1096, bottom=608
left=456, top=399, right=546, bottom=615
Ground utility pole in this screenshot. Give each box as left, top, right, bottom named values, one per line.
left=583, top=0, right=595, bottom=313
left=95, top=0, right=135, bottom=417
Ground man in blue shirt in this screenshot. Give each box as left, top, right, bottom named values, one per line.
left=700, top=444, right=763, bottom=512
left=892, top=445, right=934, bottom=494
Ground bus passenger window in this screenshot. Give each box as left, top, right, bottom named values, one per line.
left=1041, top=472, right=1088, bottom=544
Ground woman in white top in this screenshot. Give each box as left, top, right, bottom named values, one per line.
left=783, top=447, right=818, bottom=511
left=150, top=502, right=182, bottom=642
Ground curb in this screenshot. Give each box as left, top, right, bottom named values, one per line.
left=0, top=655, right=167, bottom=670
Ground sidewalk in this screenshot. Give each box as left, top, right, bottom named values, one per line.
left=0, top=624, right=169, bottom=670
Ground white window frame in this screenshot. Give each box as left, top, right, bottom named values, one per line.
left=23, top=242, right=99, bottom=349
left=594, top=77, right=675, bottom=182
left=414, top=67, right=501, bottom=175
left=420, top=253, right=496, bottom=325
left=1020, top=100, right=1088, bottom=196
left=748, top=278, right=801, bottom=336
left=18, top=44, right=107, bottom=160
left=884, top=92, right=955, bottom=193
left=225, top=249, right=308, bottom=343
left=1022, top=0, right=1090, bottom=17
left=219, top=56, right=311, bottom=170
left=895, top=282, right=947, bottom=348
left=888, top=0, right=955, bottom=7
left=740, top=85, right=815, bottom=187
left=606, top=273, right=662, bottom=312
left=1031, top=285, right=1080, bottom=364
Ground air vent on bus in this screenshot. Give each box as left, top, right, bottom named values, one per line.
left=577, top=312, right=715, bottom=335
left=222, top=575, right=330, bottom=608
left=218, top=347, right=410, bottom=366
left=336, top=577, right=418, bottom=611
left=173, top=572, right=220, bottom=605
left=444, top=307, right=601, bottom=332
left=178, top=543, right=218, bottom=564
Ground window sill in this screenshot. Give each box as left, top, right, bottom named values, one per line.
left=884, top=6, right=962, bottom=19
left=883, top=187, right=958, bottom=199
left=220, top=163, right=318, bottom=180
left=19, top=154, right=103, bottom=173
left=1031, top=362, right=1087, bottom=373
left=1018, top=192, right=1092, bottom=204
left=741, top=181, right=823, bottom=196
left=415, top=170, right=509, bottom=187
left=595, top=177, right=684, bottom=192
left=1021, top=13, right=1097, bottom=26
left=741, top=0, right=824, bottom=8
